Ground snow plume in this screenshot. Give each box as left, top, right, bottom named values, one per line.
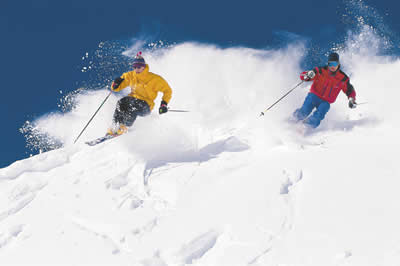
left=20, top=26, right=399, bottom=155
left=79, top=41, right=133, bottom=89
left=325, top=0, right=400, bottom=127
left=20, top=42, right=306, bottom=154
left=341, top=0, right=399, bottom=54
left=333, top=0, right=398, bottom=58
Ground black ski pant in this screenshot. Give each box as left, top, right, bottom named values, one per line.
left=113, top=96, right=150, bottom=127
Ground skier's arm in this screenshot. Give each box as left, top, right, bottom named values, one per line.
left=111, top=73, right=131, bottom=92
left=342, top=77, right=357, bottom=108
left=156, top=78, right=172, bottom=115
left=300, top=67, right=318, bottom=81
left=343, top=78, right=356, bottom=100
left=159, top=78, right=172, bottom=104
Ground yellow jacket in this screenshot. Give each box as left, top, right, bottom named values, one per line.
left=111, top=65, right=172, bottom=110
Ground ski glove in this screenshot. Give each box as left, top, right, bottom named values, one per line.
left=159, top=101, right=168, bottom=115
left=112, top=77, right=124, bottom=90
left=348, top=97, right=357, bottom=109
left=304, top=70, right=316, bottom=81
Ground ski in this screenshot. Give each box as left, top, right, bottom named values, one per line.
left=85, top=134, right=118, bottom=146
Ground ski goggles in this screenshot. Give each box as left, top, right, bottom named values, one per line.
left=328, top=61, right=339, bottom=67
left=133, top=63, right=146, bottom=69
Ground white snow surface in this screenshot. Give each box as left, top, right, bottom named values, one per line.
left=1, top=34, right=400, bottom=265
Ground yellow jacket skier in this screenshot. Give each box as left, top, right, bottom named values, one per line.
left=108, top=52, right=172, bottom=135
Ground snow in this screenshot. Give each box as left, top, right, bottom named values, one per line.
left=1, top=29, right=400, bottom=265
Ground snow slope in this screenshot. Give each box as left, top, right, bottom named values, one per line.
left=2, top=26, right=400, bottom=266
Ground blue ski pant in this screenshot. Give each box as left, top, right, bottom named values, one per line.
left=293, top=93, right=330, bottom=128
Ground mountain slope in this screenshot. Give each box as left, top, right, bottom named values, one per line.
left=1, top=114, right=400, bottom=266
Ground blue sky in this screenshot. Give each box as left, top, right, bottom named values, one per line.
left=0, top=0, right=398, bottom=167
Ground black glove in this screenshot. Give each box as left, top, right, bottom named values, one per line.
left=348, top=97, right=357, bottom=109
left=159, top=100, right=168, bottom=115
left=111, top=77, right=124, bottom=90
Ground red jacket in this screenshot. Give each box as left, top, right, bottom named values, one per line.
left=300, top=66, right=356, bottom=104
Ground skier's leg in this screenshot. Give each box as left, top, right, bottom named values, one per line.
left=118, top=97, right=150, bottom=127
left=113, top=96, right=138, bottom=127
left=111, top=97, right=151, bottom=136
left=134, top=98, right=151, bottom=117
left=303, top=100, right=330, bottom=128
left=293, top=93, right=316, bottom=121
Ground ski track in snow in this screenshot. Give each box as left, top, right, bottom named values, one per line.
left=176, top=230, right=220, bottom=264
left=70, top=216, right=125, bottom=255
left=248, top=169, right=304, bottom=265
left=0, top=193, right=37, bottom=222
left=140, top=230, right=221, bottom=266
left=0, top=177, right=48, bottom=222
left=0, top=149, right=71, bottom=180
left=280, top=169, right=303, bottom=195
left=144, top=136, right=250, bottom=173
left=105, top=165, right=136, bottom=190
left=0, top=224, right=24, bottom=250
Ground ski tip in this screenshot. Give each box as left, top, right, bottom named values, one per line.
left=85, top=134, right=116, bottom=146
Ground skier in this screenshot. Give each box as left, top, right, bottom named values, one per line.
left=293, top=52, right=356, bottom=129
left=107, top=52, right=172, bottom=136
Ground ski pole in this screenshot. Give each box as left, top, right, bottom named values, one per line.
left=260, top=80, right=304, bottom=116
left=74, top=91, right=112, bottom=144
left=168, top=109, right=190, bottom=113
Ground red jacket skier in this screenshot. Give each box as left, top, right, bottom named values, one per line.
left=293, top=52, right=357, bottom=128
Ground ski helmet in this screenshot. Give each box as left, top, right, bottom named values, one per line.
left=328, top=52, right=339, bottom=62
